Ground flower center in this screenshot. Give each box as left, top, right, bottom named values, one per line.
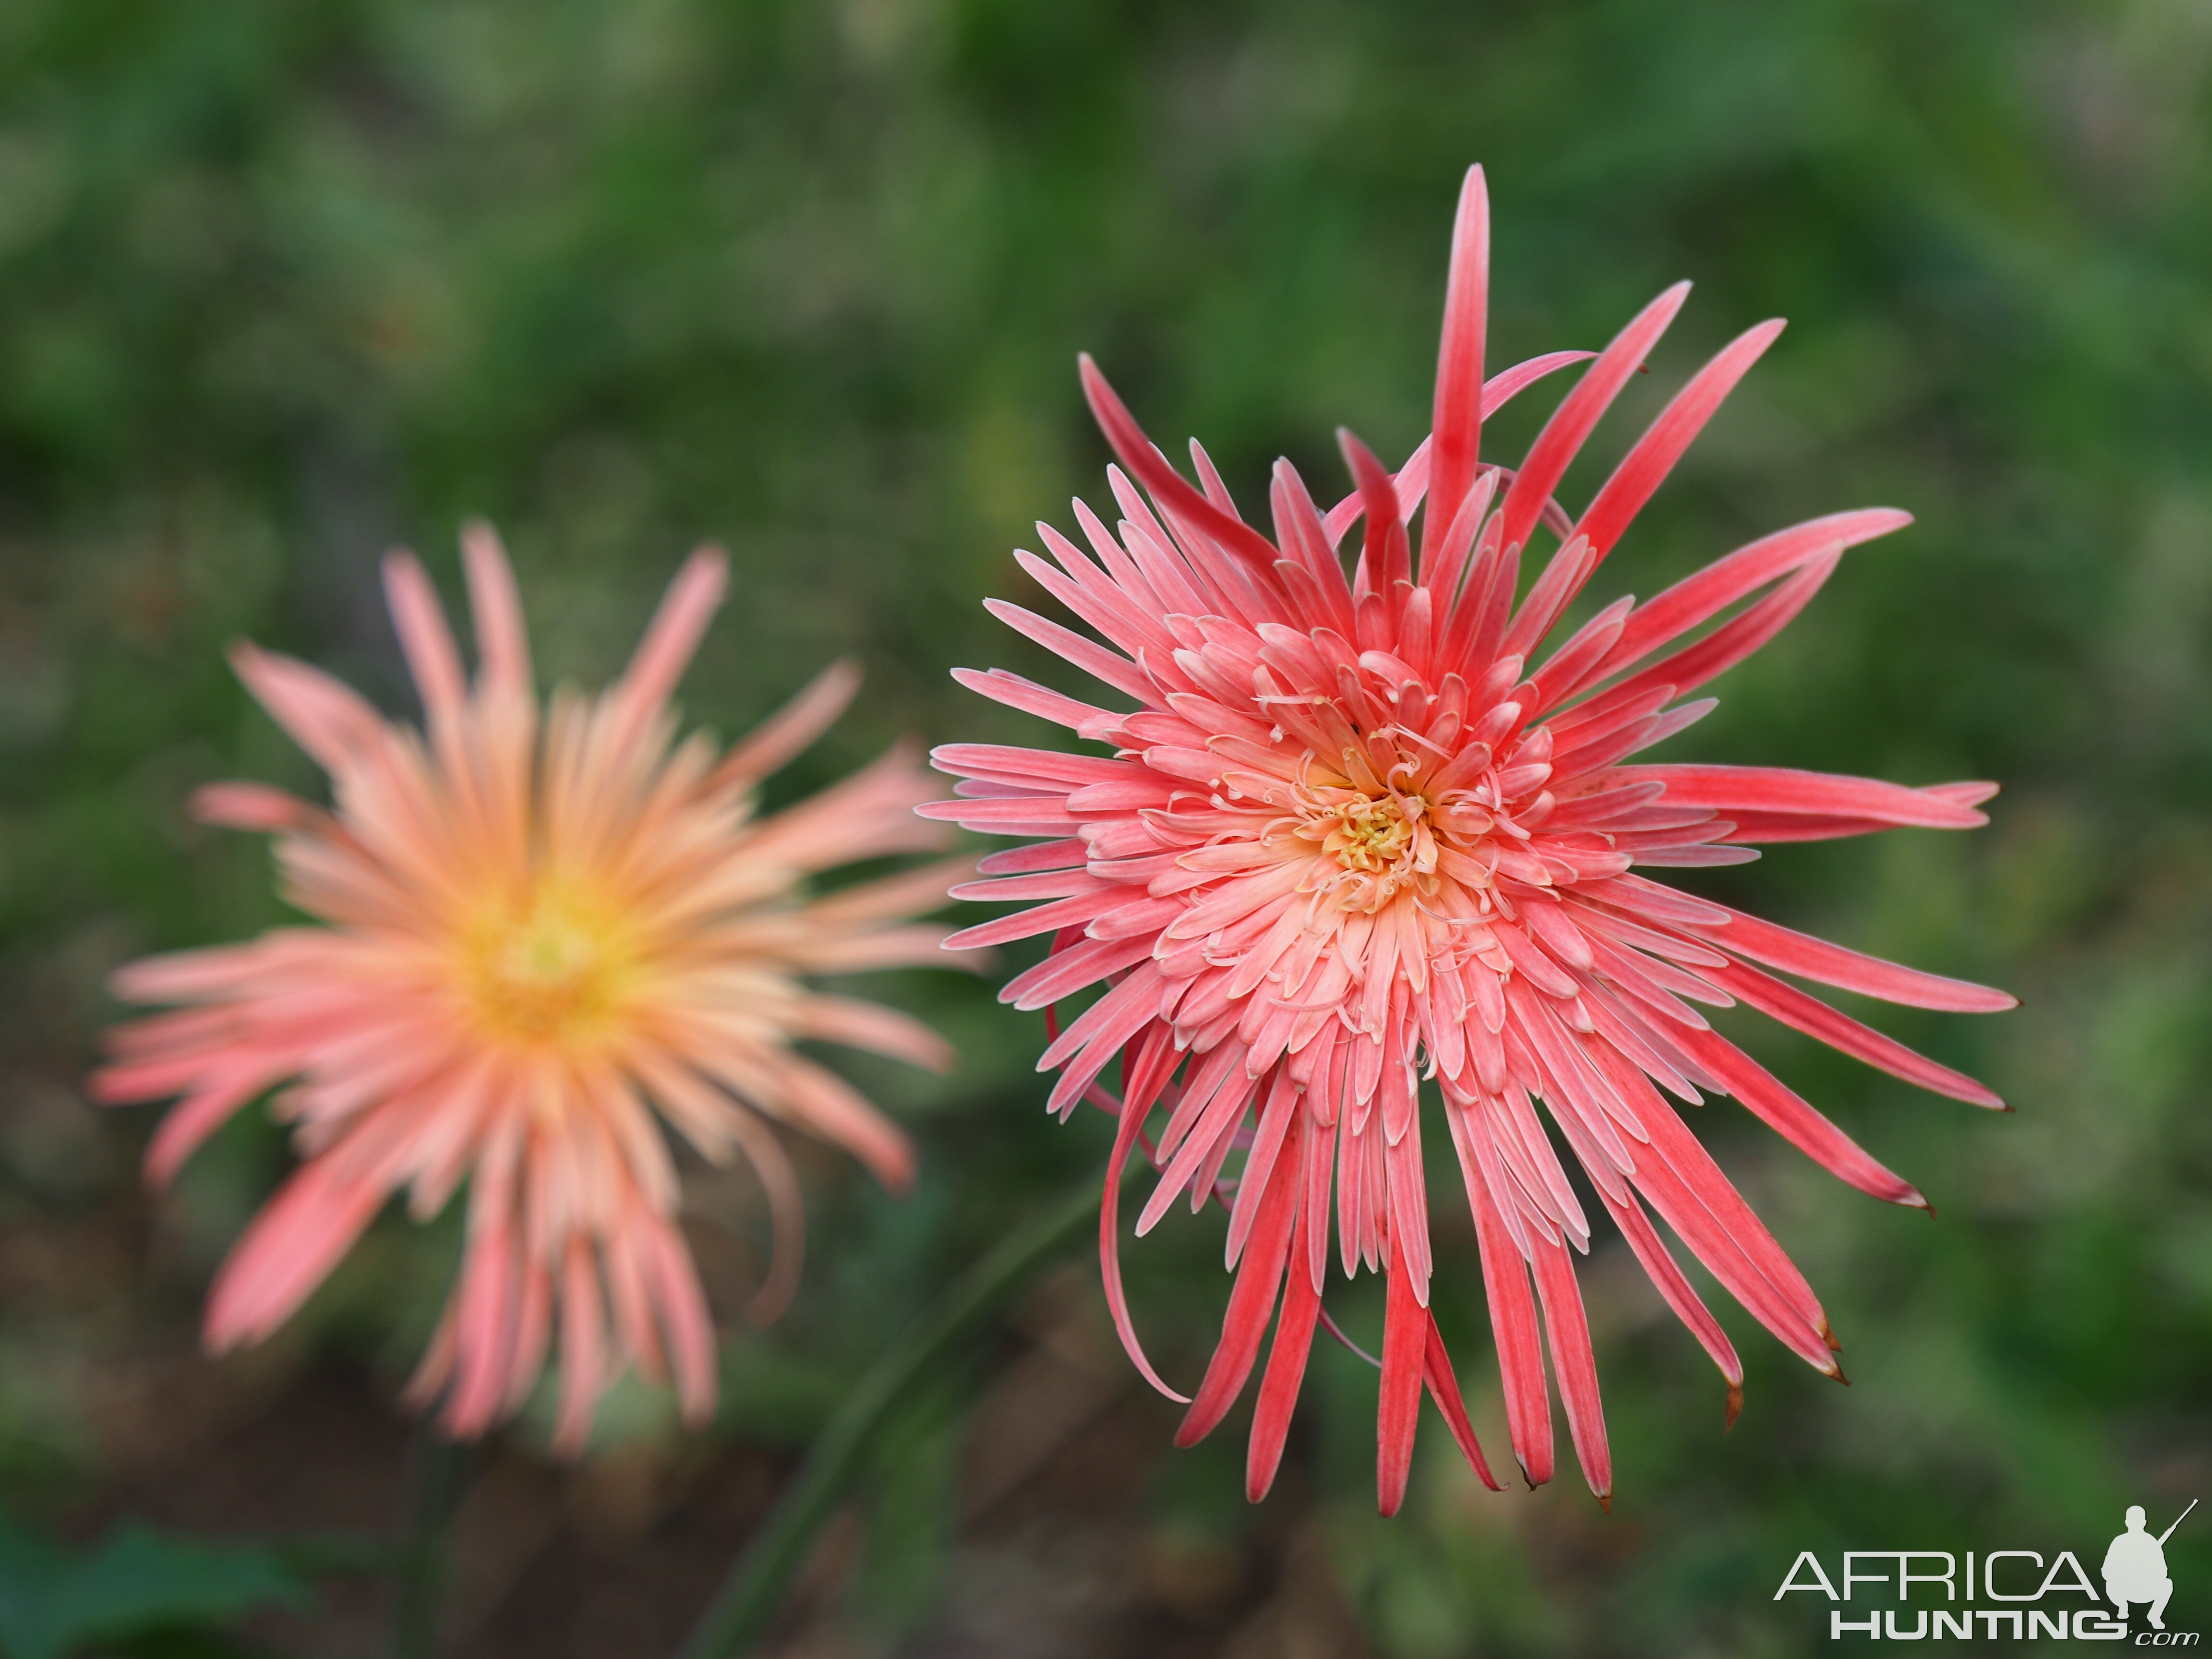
left=1284, top=785, right=1442, bottom=913
left=1321, top=793, right=1424, bottom=873
left=465, top=896, right=625, bottom=1045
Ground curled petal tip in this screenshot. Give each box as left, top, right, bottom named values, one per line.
left=1596, top=1491, right=1613, bottom=1514
left=1724, top=1384, right=1744, bottom=1433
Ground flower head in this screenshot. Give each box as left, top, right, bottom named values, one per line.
left=928, top=167, right=2013, bottom=1513
left=94, top=525, right=963, bottom=1451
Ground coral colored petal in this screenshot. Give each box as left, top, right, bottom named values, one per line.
left=1178, top=1112, right=1303, bottom=1446
left=1376, top=1233, right=1427, bottom=1517
left=1422, top=1315, right=1501, bottom=1490
left=615, top=547, right=728, bottom=729
left=1099, top=1031, right=1191, bottom=1404
left=383, top=551, right=468, bottom=722
left=1499, top=282, right=1690, bottom=565
left=1697, top=904, right=2016, bottom=1012
left=1246, top=1204, right=1324, bottom=1502
left=1079, top=356, right=1282, bottom=575
left=711, top=659, right=862, bottom=790
left=1678, top=1026, right=1924, bottom=1206
left=460, top=519, right=532, bottom=697
left=1530, top=1231, right=1612, bottom=1502
left=204, top=1157, right=390, bottom=1350
left=1573, top=319, right=1785, bottom=565
left=1619, top=764, right=1989, bottom=829
left=1424, top=164, right=1491, bottom=564
left=1710, top=959, right=2005, bottom=1108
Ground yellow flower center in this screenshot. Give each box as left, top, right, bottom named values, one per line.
left=464, top=893, right=628, bottom=1046
left=1321, top=793, right=1424, bottom=874
left=1278, top=785, right=1443, bottom=914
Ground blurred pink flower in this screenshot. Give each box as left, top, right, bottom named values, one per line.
left=94, top=526, right=964, bottom=1452
left=928, top=167, right=2012, bottom=1513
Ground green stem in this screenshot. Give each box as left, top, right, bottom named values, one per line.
left=673, top=1176, right=1101, bottom=1659
left=386, top=1428, right=467, bottom=1659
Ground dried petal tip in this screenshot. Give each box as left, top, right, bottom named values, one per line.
left=941, top=164, right=2012, bottom=1514
left=1724, top=1384, right=1744, bottom=1432
left=92, top=526, right=962, bottom=1450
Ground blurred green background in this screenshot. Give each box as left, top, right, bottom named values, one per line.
left=1, top=0, right=2209, bottom=1654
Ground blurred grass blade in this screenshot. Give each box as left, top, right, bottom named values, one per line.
left=675, top=1176, right=1102, bottom=1659
left=386, top=1432, right=469, bottom=1659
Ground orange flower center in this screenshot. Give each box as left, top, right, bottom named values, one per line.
left=464, top=894, right=627, bottom=1046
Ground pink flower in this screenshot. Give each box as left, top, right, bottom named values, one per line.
left=927, top=168, right=2012, bottom=1514
left=93, top=525, right=964, bottom=1452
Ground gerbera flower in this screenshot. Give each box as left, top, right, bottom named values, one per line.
left=927, top=167, right=2012, bottom=1513
left=93, top=525, right=964, bottom=1452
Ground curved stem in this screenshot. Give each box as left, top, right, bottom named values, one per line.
left=386, top=1429, right=467, bottom=1659
left=673, top=1176, right=1101, bottom=1659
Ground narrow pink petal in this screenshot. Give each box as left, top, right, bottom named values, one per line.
left=1375, top=1232, right=1427, bottom=1517
left=1597, top=508, right=1911, bottom=674
left=1100, top=1030, right=1192, bottom=1404
left=1592, top=552, right=1841, bottom=712
left=1423, top=164, right=1490, bottom=564
left=553, top=1240, right=606, bottom=1457
left=460, top=519, right=532, bottom=697
left=1453, top=1107, right=1553, bottom=1486
left=1498, top=282, right=1691, bottom=563
left=189, top=781, right=320, bottom=834
left=204, top=1156, right=390, bottom=1350
left=1322, top=355, right=1596, bottom=547
left=1341, top=429, right=1410, bottom=600
left=1677, top=1026, right=1924, bottom=1206
left=757, top=1053, right=916, bottom=1193
left=981, top=600, right=1155, bottom=704
left=1619, top=764, right=1988, bottom=829
left=382, top=551, right=468, bottom=722
left=143, top=1060, right=289, bottom=1187
left=709, top=659, right=862, bottom=790
left=640, top=1213, right=717, bottom=1424
left=1696, top=904, right=2016, bottom=1012
left=1421, top=1316, right=1501, bottom=1490
left=1246, top=1203, right=1323, bottom=1502
left=949, top=666, right=1124, bottom=732
left=227, top=644, right=385, bottom=774
left=1573, top=319, right=1786, bottom=564
left=1711, top=960, right=2005, bottom=1108
left=1530, top=1232, right=1612, bottom=1503
left=1594, top=1178, right=1742, bottom=1406
left=1078, top=356, right=1282, bottom=574
left=614, top=547, right=728, bottom=727
left=1177, top=1112, right=1303, bottom=1447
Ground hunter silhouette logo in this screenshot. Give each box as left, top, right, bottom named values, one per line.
left=1776, top=1499, right=2199, bottom=1642
left=2107, top=1502, right=2194, bottom=1632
